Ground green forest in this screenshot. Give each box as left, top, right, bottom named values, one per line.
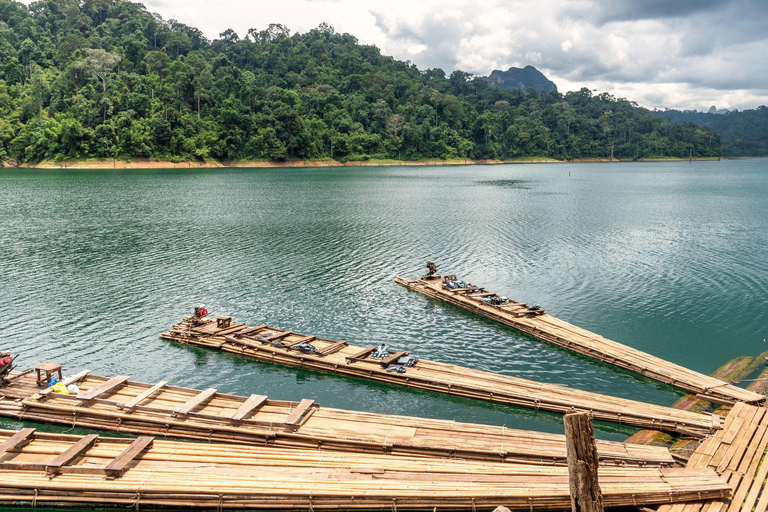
left=0, top=0, right=722, bottom=164
left=657, top=107, right=768, bottom=157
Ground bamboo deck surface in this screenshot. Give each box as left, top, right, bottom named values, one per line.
left=656, top=402, right=768, bottom=512
left=394, top=276, right=763, bottom=406
left=0, top=428, right=731, bottom=510
left=160, top=317, right=721, bottom=437
left=0, top=371, right=674, bottom=467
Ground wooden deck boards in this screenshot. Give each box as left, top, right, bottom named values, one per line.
left=657, top=403, right=768, bottom=512
left=0, top=371, right=674, bottom=467
left=0, top=428, right=731, bottom=510
left=160, top=316, right=721, bottom=437
left=394, top=276, right=763, bottom=406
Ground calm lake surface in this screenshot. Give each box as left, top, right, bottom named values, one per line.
left=2, top=160, right=767, bottom=446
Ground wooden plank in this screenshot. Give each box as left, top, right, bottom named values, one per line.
left=215, top=324, right=247, bottom=336
left=76, top=375, right=130, bottom=401
left=104, top=436, right=154, bottom=478
left=118, top=381, right=168, bottom=410
left=346, top=346, right=376, bottom=361
left=318, top=340, right=348, bottom=356
left=284, top=399, right=315, bottom=426
left=238, top=324, right=268, bottom=336
left=38, top=370, right=90, bottom=396
left=230, top=394, right=268, bottom=422
left=380, top=351, right=408, bottom=366
left=283, top=335, right=316, bottom=348
left=46, top=433, right=99, bottom=473
left=174, top=388, right=217, bottom=416
left=0, top=428, right=35, bottom=456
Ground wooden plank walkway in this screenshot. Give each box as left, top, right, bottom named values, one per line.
left=394, top=275, right=764, bottom=405
left=0, top=428, right=731, bottom=510
left=657, top=402, right=768, bottom=512
left=0, top=371, right=674, bottom=467
left=160, top=316, right=722, bottom=437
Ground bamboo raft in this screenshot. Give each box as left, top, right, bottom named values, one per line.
left=0, top=428, right=731, bottom=510
left=656, top=402, right=768, bottom=512
left=393, top=274, right=764, bottom=406
left=160, top=316, right=722, bottom=437
left=0, top=370, right=674, bottom=467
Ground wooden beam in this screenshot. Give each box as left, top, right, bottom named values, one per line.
left=238, top=324, right=268, bottom=336
left=380, top=351, right=408, bottom=366
left=76, top=375, right=130, bottom=401
left=346, top=346, right=376, bottom=362
left=318, top=340, right=348, bottom=356
left=0, top=428, right=35, bottom=456
left=5, top=369, right=33, bottom=381
left=104, top=436, right=154, bottom=478
left=174, top=388, right=217, bottom=416
left=283, top=335, right=316, bottom=348
left=564, top=412, right=604, bottom=512
left=215, top=324, right=247, bottom=336
left=119, top=381, right=168, bottom=410
left=229, top=394, right=268, bottom=422
left=266, top=331, right=293, bottom=342
left=46, top=434, right=99, bottom=475
left=284, top=399, right=315, bottom=426
left=38, top=370, right=90, bottom=396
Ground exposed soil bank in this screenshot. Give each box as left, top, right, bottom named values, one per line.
left=1, top=156, right=724, bottom=169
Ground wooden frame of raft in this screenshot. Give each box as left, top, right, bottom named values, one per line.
left=394, top=275, right=764, bottom=406
left=160, top=316, right=721, bottom=437
left=0, top=370, right=675, bottom=467
left=0, top=428, right=731, bottom=511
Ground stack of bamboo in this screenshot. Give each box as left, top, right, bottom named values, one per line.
left=0, top=371, right=675, bottom=467
left=393, top=276, right=764, bottom=406
left=160, top=316, right=721, bottom=437
left=0, top=428, right=731, bottom=510
left=657, top=403, right=768, bottom=512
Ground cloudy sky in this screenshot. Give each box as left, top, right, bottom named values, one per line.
left=141, top=0, right=768, bottom=111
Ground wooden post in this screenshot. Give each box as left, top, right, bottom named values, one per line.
left=564, top=412, right=604, bottom=512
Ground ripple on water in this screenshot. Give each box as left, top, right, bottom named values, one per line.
left=1, top=161, right=767, bottom=443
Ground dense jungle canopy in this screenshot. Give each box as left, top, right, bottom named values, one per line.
left=0, top=0, right=722, bottom=163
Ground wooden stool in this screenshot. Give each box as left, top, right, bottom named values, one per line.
left=35, top=362, right=63, bottom=387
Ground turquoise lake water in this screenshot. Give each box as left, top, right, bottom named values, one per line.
left=1, top=160, right=767, bottom=455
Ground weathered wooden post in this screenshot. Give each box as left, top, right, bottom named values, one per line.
left=564, top=411, right=604, bottom=512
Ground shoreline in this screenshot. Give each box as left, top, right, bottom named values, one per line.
left=0, top=156, right=727, bottom=170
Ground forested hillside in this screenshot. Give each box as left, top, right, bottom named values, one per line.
left=657, top=107, right=768, bottom=157
left=0, top=0, right=721, bottom=163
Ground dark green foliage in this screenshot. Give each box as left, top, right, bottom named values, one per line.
left=656, top=107, right=768, bottom=157
left=0, top=0, right=721, bottom=163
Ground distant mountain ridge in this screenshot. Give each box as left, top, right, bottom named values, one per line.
left=483, top=66, right=558, bottom=93
left=655, top=106, right=768, bottom=156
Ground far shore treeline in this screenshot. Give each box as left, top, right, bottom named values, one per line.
left=0, top=0, right=722, bottom=164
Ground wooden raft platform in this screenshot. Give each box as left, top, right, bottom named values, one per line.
left=394, top=275, right=764, bottom=406
left=656, top=403, right=768, bottom=512
left=0, top=428, right=731, bottom=510
left=160, top=316, right=721, bottom=437
left=0, top=370, right=674, bottom=467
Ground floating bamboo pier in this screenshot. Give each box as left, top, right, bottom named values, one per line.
left=0, top=428, right=731, bottom=510
left=656, top=402, right=768, bottom=512
left=0, top=370, right=674, bottom=467
left=393, top=274, right=763, bottom=406
left=160, top=316, right=722, bottom=437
